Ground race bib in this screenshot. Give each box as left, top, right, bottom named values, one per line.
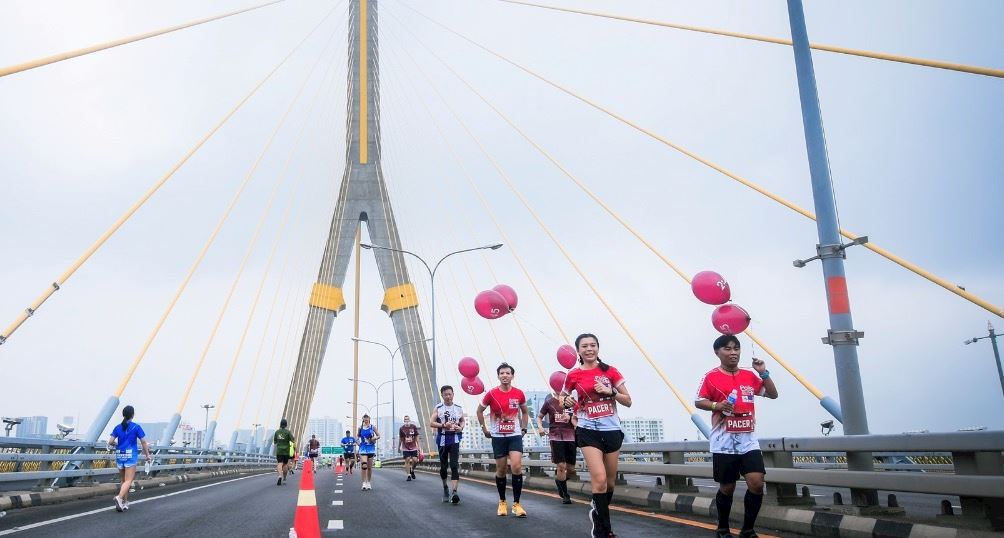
left=116, top=451, right=132, bottom=461
left=497, top=419, right=517, bottom=434
left=553, top=412, right=570, bottom=423
left=725, top=413, right=755, bottom=433
left=585, top=400, right=615, bottom=419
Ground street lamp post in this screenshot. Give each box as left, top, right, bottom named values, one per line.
left=251, top=423, right=262, bottom=451
left=201, top=404, right=214, bottom=449
left=360, top=243, right=503, bottom=394
left=352, top=337, right=432, bottom=438
left=964, top=321, right=1004, bottom=399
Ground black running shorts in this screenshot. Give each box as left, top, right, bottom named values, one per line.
left=403, top=450, right=419, bottom=458
left=575, top=427, right=624, bottom=454
left=276, top=454, right=290, bottom=464
left=712, top=450, right=766, bottom=484
left=491, top=435, right=524, bottom=459
left=550, top=440, right=577, bottom=464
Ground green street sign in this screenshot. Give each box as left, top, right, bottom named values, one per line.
left=321, top=446, right=344, bottom=455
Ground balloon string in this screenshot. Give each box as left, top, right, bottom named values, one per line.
left=510, top=311, right=565, bottom=346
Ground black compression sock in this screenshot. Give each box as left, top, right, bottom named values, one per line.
left=592, top=492, right=611, bottom=532
left=742, top=490, right=763, bottom=531
left=716, top=490, right=733, bottom=530
left=555, top=479, right=567, bottom=497
left=512, top=474, right=523, bottom=502
left=495, top=476, right=507, bottom=500
left=605, top=488, right=614, bottom=504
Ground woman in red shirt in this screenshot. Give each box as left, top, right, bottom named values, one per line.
left=561, top=333, right=632, bottom=538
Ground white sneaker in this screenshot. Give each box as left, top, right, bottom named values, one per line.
left=123, top=501, right=130, bottom=511
left=113, top=496, right=124, bottom=512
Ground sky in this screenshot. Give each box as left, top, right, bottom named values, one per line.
left=1, top=0, right=1002, bottom=445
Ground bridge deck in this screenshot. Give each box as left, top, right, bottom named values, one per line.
left=0, top=465, right=784, bottom=537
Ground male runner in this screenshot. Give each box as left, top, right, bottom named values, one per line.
left=477, top=362, right=530, bottom=518
left=398, top=415, right=421, bottom=481
left=429, top=385, right=464, bottom=504
left=696, top=334, right=778, bottom=538
left=537, top=393, right=577, bottom=504
left=273, top=419, right=294, bottom=486
left=340, top=430, right=357, bottom=474
left=308, top=434, right=321, bottom=471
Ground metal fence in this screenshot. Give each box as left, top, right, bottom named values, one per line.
left=0, top=436, right=275, bottom=489
left=393, top=430, right=1004, bottom=530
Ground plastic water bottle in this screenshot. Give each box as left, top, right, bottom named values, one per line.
left=144, top=460, right=152, bottom=475
left=723, top=389, right=738, bottom=416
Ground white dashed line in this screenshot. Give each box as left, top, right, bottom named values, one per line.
left=332, top=500, right=343, bottom=506
left=334, top=490, right=343, bottom=493
left=327, top=520, right=344, bottom=530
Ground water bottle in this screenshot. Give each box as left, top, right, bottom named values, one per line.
left=723, top=389, right=738, bottom=416
left=144, top=460, right=152, bottom=475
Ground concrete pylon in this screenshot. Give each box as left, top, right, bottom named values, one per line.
left=281, top=0, right=436, bottom=453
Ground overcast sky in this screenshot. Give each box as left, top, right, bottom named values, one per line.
left=1, top=0, right=1002, bottom=445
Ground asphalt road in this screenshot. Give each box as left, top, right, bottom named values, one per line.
left=0, top=464, right=763, bottom=537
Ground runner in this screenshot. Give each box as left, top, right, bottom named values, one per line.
left=696, top=334, right=778, bottom=538
left=429, top=385, right=464, bottom=504
left=288, top=440, right=297, bottom=475
left=398, top=415, right=421, bottom=481
left=273, top=419, right=294, bottom=486
left=477, top=362, right=530, bottom=518
left=340, top=430, right=357, bottom=474
left=537, top=393, right=577, bottom=504
left=356, top=414, right=380, bottom=490
left=560, top=333, right=632, bottom=538
left=308, top=434, right=321, bottom=471
left=107, top=405, right=151, bottom=512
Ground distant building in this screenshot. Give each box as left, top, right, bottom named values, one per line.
left=141, top=422, right=169, bottom=445
left=621, top=418, right=664, bottom=443
left=17, top=416, right=47, bottom=438
left=306, top=416, right=344, bottom=447
left=177, top=423, right=204, bottom=448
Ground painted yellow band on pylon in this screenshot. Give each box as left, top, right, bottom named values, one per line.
left=309, top=282, right=345, bottom=312
left=358, top=0, right=368, bottom=164
left=381, top=283, right=419, bottom=313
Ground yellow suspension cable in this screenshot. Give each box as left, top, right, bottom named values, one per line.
left=402, top=5, right=1004, bottom=320
left=252, top=264, right=301, bottom=428
left=0, top=1, right=286, bottom=79
left=388, top=28, right=696, bottom=416
left=496, top=0, right=1004, bottom=79
left=398, top=25, right=826, bottom=400
left=233, top=262, right=286, bottom=431
left=0, top=3, right=341, bottom=349
left=212, top=57, right=342, bottom=423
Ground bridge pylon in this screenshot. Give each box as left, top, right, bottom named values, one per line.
left=280, top=0, right=436, bottom=453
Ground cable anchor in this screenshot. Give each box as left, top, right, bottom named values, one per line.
left=793, top=236, right=868, bottom=268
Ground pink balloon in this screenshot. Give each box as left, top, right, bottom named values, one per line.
left=474, top=290, right=509, bottom=320
left=549, top=371, right=567, bottom=393
left=711, top=304, right=751, bottom=335
left=461, top=375, right=485, bottom=395
left=556, top=344, right=577, bottom=369
left=691, top=271, right=731, bottom=305
left=492, top=284, right=518, bottom=312
left=458, top=357, right=480, bottom=378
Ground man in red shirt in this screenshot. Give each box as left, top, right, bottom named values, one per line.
left=398, top=415, right=421, bottom=481
left=695, top=334, right=778, bottom=538
left=477, top=362, right=530, bottom=518
left=537, top=393, right=577, bottom=504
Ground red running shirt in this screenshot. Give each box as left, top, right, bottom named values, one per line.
left=481, top=386, right=526, bottom=437
left=562, top=365, right=625, bottom=431
left=696, top=368, right=765, bottom=426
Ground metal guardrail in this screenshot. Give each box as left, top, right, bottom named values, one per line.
left=396, top=431, right=1004, bottom=530
left=1, top=436, right=275, bottom=490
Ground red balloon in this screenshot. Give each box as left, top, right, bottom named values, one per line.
left=461, top=375, right=484, bottom=395
left=549, top=371, right=567, bottom=393
left=711, top=304, right=751, bottom=335
left=458, top=357, right=480, bottom=378
left=492, top=284, right=518, bottom=312
left=474, top=290, right=509, bottom=319
left=691, top=271, right=731, bottom=305
left=556, top=344, right=577, bottom=369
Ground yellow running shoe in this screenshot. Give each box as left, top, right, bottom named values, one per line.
left=512, top=502, right=527, bottom=518
left=497, top=500, right=508, bottom=517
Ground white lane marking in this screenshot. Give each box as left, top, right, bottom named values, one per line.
left=0, top=473, right=267, bottom=536
left=327, top=520, right=344, bottom=529
left=332, top=500, right=343, bottom=506
left=334, top=490, right=343, bottom=493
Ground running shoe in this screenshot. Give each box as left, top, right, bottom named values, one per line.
left=277, top=476, right=282, bottom=486
left=451, top=490, right=460, bottom=504
left=562, top=494, right=573, bottom=505
left=442, top=487, right=450, bottom=503
left=512, top=502, right=527, bottom=518
left=738, top=531, right=758, bottom=538
left=123, top=501, right=130, bottom=511
left=497, top=500, right=508, bottom=516
left=114, top=496, right=124, bottom=512
left=589, top=501, right=603, bottom=538
left=410, top=470, right=416, bottom=480
left=715, top=529, right=734, bottom=538
left=406, top=475, right=412, bottom=482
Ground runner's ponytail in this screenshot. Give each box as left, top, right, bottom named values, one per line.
left=121, top=405, right=134, bottom=431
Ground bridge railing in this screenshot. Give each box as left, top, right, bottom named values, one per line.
left=392, top=430, right=1003, bottom=529
left=0, top=436, right=274, bottom=490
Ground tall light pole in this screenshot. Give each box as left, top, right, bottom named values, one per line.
left=352, top=337, right=432, bottom=438
left=201, top=404, right=214, bottom=448
left=965, top=321, right=1004, bottom=399
left=360, top=243, right=503, bottom=394
left=349, top=378, right=404, bottom=422
left=251, top=423, right=261, bottom=451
